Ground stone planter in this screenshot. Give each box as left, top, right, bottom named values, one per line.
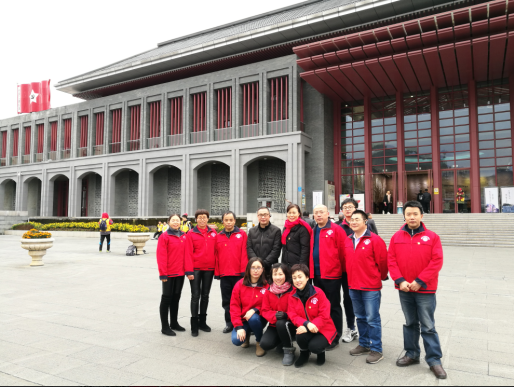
left=127, top=233, right=151, bottom=255
left=20, top=238, right=54, bottom=266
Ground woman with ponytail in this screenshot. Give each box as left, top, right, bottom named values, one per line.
left=281, top=204, right=313, bottom=268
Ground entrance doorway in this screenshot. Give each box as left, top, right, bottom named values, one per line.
left=405, top=170, right=433, bottom=212
left=372, top=172, right=397, bottom=214
left=81, top=179, right=88, bottom=217
left=441, top=169, right=471, bottom=213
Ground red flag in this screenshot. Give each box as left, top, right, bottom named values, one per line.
left=17, top=80, right=51, bottom=114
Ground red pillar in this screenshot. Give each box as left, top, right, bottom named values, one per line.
left=364, top=96, right=372, bottom=213
left=396, top=91, right=405, bottom=206
left=510, top=76, right=514, bottom=185
left=468, top=80, right=481, bottom=213
left=430, top=86, right=442, bottom=213
left=333, top=100, right=341, bottom=213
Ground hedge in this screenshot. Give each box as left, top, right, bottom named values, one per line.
left=11, top=222, right=149, bottom=233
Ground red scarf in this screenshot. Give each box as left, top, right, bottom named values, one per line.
left=281, top=218, right=313, bottom=245
left=269, top=281, right=291, bottom=295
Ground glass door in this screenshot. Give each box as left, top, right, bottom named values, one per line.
left=441, top=169, right=471, bottom=213
left=441, top=170, right=455, bottom=213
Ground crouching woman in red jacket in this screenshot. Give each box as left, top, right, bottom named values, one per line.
left=230, top=257, right=268, bottom=357
left=288, top=264, right=337, bottom=368
left=260, top=263, right=296, bottom=366
left=156, top=214, right=188, bottom=336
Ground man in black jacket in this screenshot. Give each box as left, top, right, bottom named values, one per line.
left=247, top=207, right=282, bottom=279
left=422, top=189, right=432, bottom=214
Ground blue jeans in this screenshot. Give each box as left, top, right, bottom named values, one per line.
left=231, top=314, right=266, bottom=346
left=399, top=292, right=442, bottom=366
left=349, top=289, right=382, bottom=353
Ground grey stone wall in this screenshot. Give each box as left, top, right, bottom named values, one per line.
left=167, top=168, right=181, bottom=215
left=128, top=171, right=139, bottom=217
left=27, top=179, right=41, bottom=217
left=197, top=164, right=212, bottom=212
left=2, top=180, right=16, bottom=211
left=211, top=164, right=230, bottom=216
left=246, top=162, right=259, bottom=213
left=258, top=159, right=286, bottom=213
left=94, top=174, right=102, bottom=217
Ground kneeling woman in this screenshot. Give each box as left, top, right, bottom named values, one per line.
left=260, top=263, right=296, bottom=366
left=288, top=264, right=337, bottom=368
left=230, top=257, right=268, bottom=357
left=156, top=214, right=188, bottom=336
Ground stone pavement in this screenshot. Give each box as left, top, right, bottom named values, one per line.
left=1, top=234, right=513, bottom=386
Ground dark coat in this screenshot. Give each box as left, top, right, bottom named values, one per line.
left=281, top=224, right=311, bottom=267
left=367, top=219, right=379, bottom=235
left=422, top=192, right=432, bottom=202
left=302, top=216, right=316, bottom=229
left=247, top=223, right=282, bottom=271
left=383, top=194, right=393, bottom=204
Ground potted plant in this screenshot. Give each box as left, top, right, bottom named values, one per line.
left=126, top=224, right=151, bottom=255
left=20, top=229, right=54, bottom=266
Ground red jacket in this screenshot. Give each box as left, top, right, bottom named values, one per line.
left=230, top=278, right=267, bottom=329
left=156, top=230, right=187, bottom=279
left=215, top=227, right=248, bottom=278
left=261, top=286, right=294, bottom=327
left=344, top=229, right=388, bottom=291
left=388, top=223, right=443, bottom=294
left=309, top=220, right=346, bottom=279
left=185, top=226, right=217, bottom=274
left=288, top=285, right=337, bottom=345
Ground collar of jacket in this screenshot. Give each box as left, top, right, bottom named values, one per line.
left=244, top=279, right=266, bottom=288
left=192, top=225, right=212, bottom=235
left=315, top=219, right=332, bottom=231
left=220, top=226, right=240, bottom=236
left=292, top=283, right=317, bottom=300
left=402, top=222, right=426, bottom=236
left=258, top=222, right=271, bottom=232
left=167, top=228, right=184, bottom=237
left=349, top=228, right=371, bottom=240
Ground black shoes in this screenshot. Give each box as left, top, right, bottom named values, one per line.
left=223, top=322, right=234, bottom=334
left=171, top=322, right=186, bottom=332
left=282, top=347, right=295, bottom=366
left=396, top=356, right=420, bottom=367
left=326, top=341, right=340, bottom=351
left=198, top=314, right=211, bottom=332
left=191, top=317, right=199, bottom=337
left=316, top=352, right=326, bottom=366
left=294, top=350, right=310, bottom=368
left=161, top=327, right=176, bottom=336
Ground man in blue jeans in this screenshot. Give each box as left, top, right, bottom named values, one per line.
left=344, top=210, right=388, bottom=364
left=388, top=201, right=447, bottom=379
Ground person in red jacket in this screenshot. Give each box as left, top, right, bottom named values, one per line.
left=215, top=211, right=249, bottom=333
left=310, top=204, right=346, bottom=350
left=156, top=214, right=188, bottom=336
left=230, top=257, right=268, bottom=357
left=185, top=209, right=217, bottom=337
left=344, top=210, right=388, bottom=364
left=388, top=201, right=446, bottom=380
left=260, top=263, right=296, bottom=366
left=288, top=264, right=337, bottom=368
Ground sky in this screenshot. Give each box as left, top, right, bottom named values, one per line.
left=0, top=0, right=301, bottom=120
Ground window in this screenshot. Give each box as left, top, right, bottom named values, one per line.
left=49, top=121, right=58, bottom=160
left=215, top=88, right=232, bottom=141
left=79, top=116, right=88, bottom=157
left=241, top=82, right=259, bottom=138
left=269, top=76, right=288, bottom=134
left=341, top=101, right=365, bottom=194
left=23, top=126, right=31, bottom=164
left=191, top=93, right=207, bottom=144
left=148, top=101, right=161, bottom=149
left=129, top=105, right=141, bottom=151
left=63, top=118, right=72, bottom=159
left=169, top=96, right=183, bottom=146
left=403, top=91, right=432, bottom=171
left=371, top=96, right=397, bottom=173
left=0, top=131, right=6, bottom=166
left=111, top=109, right=122, bottom=153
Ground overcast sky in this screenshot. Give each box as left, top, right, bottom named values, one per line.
left=0, top=0, right=300, bottom=120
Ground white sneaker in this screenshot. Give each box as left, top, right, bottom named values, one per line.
left=342, top=328, right=358, bottom=343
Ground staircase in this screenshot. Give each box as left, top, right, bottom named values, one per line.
left=0, top=211, right=28, bottom=235
left=371, top=213, right=514, bottom=248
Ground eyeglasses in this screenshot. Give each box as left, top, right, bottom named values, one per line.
left=342, top=206, right=355, bottom=210
left=257, top=214, right=270, bottom=218
left=197, top=216, right=208, bottom=220
left=350, top=218, right=363, bottom=223
left=251, top=267, right=263, bottom=271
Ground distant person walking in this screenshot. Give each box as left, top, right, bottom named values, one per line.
left=383, top=191, right=393, bottom=214
left=153, top=221, right=163, bottom=240
left=98, top=212, right=114, bottom=253
left=417, top=190, right=424, bottom=204
left=367, top=213, right=379, bottom=235
left=422, top=189, right=432, bottom=214
left=181, top=214, right=193, bottom=233
left=302, top=211, right=316, bottom=229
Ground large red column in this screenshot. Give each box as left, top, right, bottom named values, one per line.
left=468, top=80, right=481, bottom=213
left=333, top=100, right=342, bottom=213
left=510, top=77, right=514, bottom=185
left=364, top=96, right=372, bottom=213
left=396, top=91, right=405, bottom=205
left=430, top=86, right=442, bottom=213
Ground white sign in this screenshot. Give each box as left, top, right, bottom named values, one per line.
left=501, top=186, right=514, bottom=210
left=340, top=193, right=366, bottom=212
left=313, top=191, right=323, bottom=210
left=325, top=181, right=336, bottom=215
left=484, top=187, right=500, bottom=213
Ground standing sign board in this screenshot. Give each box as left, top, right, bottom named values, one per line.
left=484, top=187, right=500, bottom=213
left=340, top=193, right=366, bottom=212
left=313, top=191, right=323, bottom=211
left=500, top=187, right=514, bottom=213
left=325, top=181, right=336, bottom=215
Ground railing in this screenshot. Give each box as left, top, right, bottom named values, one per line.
left=267, top=119, right=290, bottom=135
left=78, top=147, right=88, bottom=157
left=168, top=134, right=183, bottom=147
left=36, top=153, right=43, bottom=163
left=11, top=156, right=19, bottom=165
left=93, top=145, right=104, bottom=156
left=48, top=151, right=58, bottom=161
left=1, top=158, right=6, bottom=167
left=127, top=140, right=140, bottom=152
left=62, top=149, right=71, bottom=159
left=190, top=131, right=208, bottom=144
left=214, top=128, right=232, bottom=141
left=22, top=155, right=31, bottom=164
left=147, top=137, right=160, bottom=149
left=240, top=124, right=259, bottom=138
left=111, top=142, right=121, bottom=154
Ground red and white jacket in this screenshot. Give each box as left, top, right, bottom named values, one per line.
left=288, top=285, right=337, bottom=345
left=156, top=230, right=187, bottom=279
left=309, top=220, right=346, bottom=279
left=230, top=278, right=267, bottom=330
left=344, top=229, right=388, bottom=291
left=261, top=286, right=294, bottom=327
left=388, top=223, right=443, bottom=294
left=215, top=227, right=248, bottom=278
left=185, top=226, right=217, bottom=274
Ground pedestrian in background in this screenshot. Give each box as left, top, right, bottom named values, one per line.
left=98, top=212, right=114, bottom=253
left=281, top=204, right=312, bottom=268
left=302, top=211, right=316, bottom=229
left=383, top=191, right=394, bottom=214
left=153, top=221, right=163, bottom=240
left=422, top=189, right=432, bottom=214
left=180, top=214, right=192, bottom=232
left=367, top=213, right=379, bottom=235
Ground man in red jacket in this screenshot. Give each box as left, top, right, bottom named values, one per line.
left=344, top=210, right=388, bottom=364
left=311, top=204, right=346, bottom=350
left=388, top=201, right=446, bottom=380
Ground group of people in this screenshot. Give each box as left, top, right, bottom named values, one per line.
left=155, top=199, right=447, bottom=379
left=153, top=214, right=192, bottom=239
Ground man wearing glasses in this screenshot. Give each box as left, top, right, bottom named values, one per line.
left=247, top=207, right=282, bottom=280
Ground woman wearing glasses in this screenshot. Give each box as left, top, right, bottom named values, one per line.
left=230, top=257, right=268, bottom=357
left=282, top=204, right=312, bottom=268
left=185, top=209, right=217, bottom=337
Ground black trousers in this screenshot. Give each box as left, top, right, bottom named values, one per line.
left=153, top=231, right=162, bottom=239
left=314, top=276, right=343, bottom=338
left=386, top=203, right=393, bottom=214
left=190, top=270, right=214, bottom=317
left=423, top=202, right=430, bottom=214
left=341, top=272, right=356, bottom=330
left=296, top=331, right=329, bottom=354
left=99, top=234, right=110, bottom=251
left=220, top=276, right=241, bottom=323
left=260, top=320, right=296, bottom=350
left=160, top=276, right=185, bottom=329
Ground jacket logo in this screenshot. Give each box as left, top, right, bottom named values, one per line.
left=327, top=230, right=333, bottom=235
left=260, top=289, right=266, bottom=294
left=364, top=239, right=371, bottom=245
left=311, top=298, right=318, bottom=304
left=421, top=236, right=430, bottom=242
left=235, top=234, right=242, bottom=239
left=211, top=232, right=216, bottom=237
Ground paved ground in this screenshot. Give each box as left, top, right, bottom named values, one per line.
left=1, top=234, right=513, bottom=386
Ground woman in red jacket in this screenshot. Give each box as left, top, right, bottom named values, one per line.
left=260, top=263, right=296, bottom=366
left=185, top=209, right=217, bottom=337
left=230, top=257, right=268, bottom=357
left=288, top=264, right=337, bottom=368
left=156, top=214, right=188, bottom=336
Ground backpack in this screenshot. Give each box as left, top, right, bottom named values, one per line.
left=99, top=219, right=108, bottom=232
left=126, top=245, right=137, bottom=256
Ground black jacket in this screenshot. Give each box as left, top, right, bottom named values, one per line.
left=302, top=216, right=316, bottom=229
left=383, top=194, right=393, bottom=204
left=422, top=192, right=432, bottom=202
left=367, top=219, right=378, bottom=235
left=281, top=224, right=311, bottom=267
left=247, top=223, right=282, bottom=271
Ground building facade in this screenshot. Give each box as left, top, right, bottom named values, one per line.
left=0, top=0, right=512, bottom=217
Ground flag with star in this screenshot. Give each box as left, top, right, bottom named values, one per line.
left=17, top=80, right=51, bottom=114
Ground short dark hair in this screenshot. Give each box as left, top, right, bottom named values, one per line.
left=302, top=211, right=309, bottom=217
left=243, top=257, right=267, bottom=287
left=291, top=263, right=310, bottom=279
left=286, top=204, right=301, bottom=214
left=195, top=209, right=209, bottom=220
left=257, top=206, right=270, bottom=214
left=342, top=198, right=358, bottom=209
left=425, top=189, right=428, bottom=192
left=167, top=213, right=181, bottom=222
left=404, top=200, right=423, bottom=213
left=351, top=210, right=368, bottom=221
left=222, top=211, right=236, bottom=221
left=271, top=263, right=292, bottom=285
